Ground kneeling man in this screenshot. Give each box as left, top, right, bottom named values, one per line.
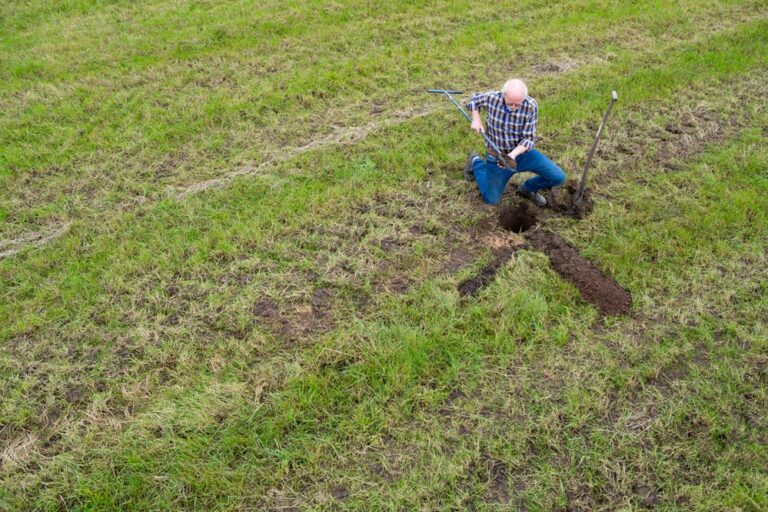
left=464, top=78, right=565, bottom=206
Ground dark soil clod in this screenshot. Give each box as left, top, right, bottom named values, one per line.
left=499, top=202, right=538, bottom=233
left=331, top=485, right=350, bottom=500
left=547, top=180, right=594, bottom=219
left=527, top=229, right=631, bottom=316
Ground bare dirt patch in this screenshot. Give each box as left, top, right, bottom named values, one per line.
left=526, top=229, right=631, bottom=316
left=635, top=484, right=661, bottom=508
left=486, top=456, right=511, bottom=503
left=533, top=60, right=579, bottom=74
left=252, top=291, right=336, bottom=343
left=458, top=253, right=515, bottom=296
left=458, top=449, right=512, bottom=505
left=458, top=202, right=534, bottom=296
left=330, top=485, right=350, bottom=501
left=458, top=218, right=528, bottom=297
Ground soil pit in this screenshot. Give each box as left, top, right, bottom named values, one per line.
left=546, top=180, right=594, bottom=219
left=499, top=202, right=538, bottom=233
left=526, top=229, right=631, bottom=316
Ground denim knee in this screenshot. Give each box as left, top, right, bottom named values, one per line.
left=551, top=167, right=566, bottom=187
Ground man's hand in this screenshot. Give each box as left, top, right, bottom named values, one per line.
left=507, top=143, right=529, bottom=165
left=470, top=111, right=485, bottom=133
left=506, top=151, right=520, bottom=169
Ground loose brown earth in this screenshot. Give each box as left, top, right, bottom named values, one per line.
left=546, top=180, right=594, bottom=219
left=458, top=247, right=518, bottom=297
left=526, top=229, right=632, bottom=316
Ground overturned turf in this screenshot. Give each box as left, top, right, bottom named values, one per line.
left=458, top=247, right=518, bottom=296
left=546, top=180, right=594, bottom=218
left=527, top=229, right=631, bottom=316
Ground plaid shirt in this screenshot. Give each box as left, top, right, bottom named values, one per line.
left=466, top=91, right=538, bottom=152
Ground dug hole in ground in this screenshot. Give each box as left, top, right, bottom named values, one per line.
left=460, top=191, right=631, bottom=317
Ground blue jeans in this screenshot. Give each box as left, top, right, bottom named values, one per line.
left=472, top=149, right=566, bottom=205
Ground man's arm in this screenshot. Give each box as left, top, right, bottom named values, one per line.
left=466, top=92, right=489, bottom=133
left=507, top=105, right=538, bottom=160
left=507, top=142, right=529, bottom=160
left=470, top=110, right=484, bottom=133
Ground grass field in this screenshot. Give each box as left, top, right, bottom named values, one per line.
left=2, top=1, right=767, bottom=510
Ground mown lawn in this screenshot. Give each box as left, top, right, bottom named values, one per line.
left=1, top=1, right=767, bottom=510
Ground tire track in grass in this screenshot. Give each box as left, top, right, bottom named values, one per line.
left=0, top=222, right=71, bottom=259
left=173, top=106, right=435, bottom=198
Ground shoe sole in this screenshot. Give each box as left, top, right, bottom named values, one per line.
left=464, top=154, right=477, bottom=182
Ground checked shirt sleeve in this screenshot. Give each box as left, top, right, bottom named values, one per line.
left=466, top=91, right=490, bottom=112
left=520, top=104, right=538, bottom=150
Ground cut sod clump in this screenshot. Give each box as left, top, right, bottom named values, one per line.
left=546, top=180, right=595, bottom=219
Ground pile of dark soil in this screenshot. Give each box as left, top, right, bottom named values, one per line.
left=527, top=229, right=631, bottom=316
left=499, top=202, right=538, bottom=233
left=546, top=180, right=594, bottom=219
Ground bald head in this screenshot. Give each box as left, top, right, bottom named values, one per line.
left=502, top=79, right=527, bottom=109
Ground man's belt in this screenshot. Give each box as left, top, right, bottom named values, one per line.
left=485, top=147, right=518, bottom=169
left=486, top=148, right=512, bottom=159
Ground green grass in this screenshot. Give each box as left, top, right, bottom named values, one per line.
left=1, top=0, right=765, bottom=235
left=1, top=1, right=768, bottom=510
